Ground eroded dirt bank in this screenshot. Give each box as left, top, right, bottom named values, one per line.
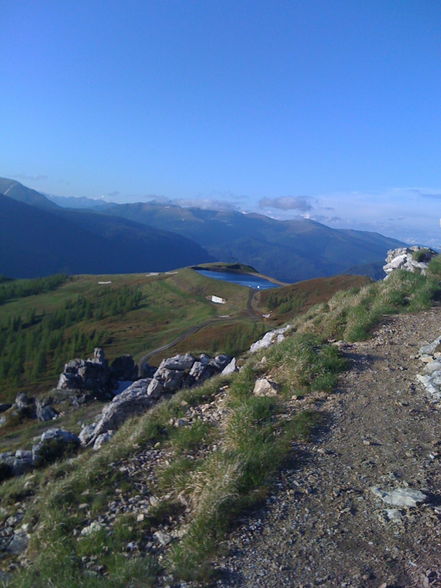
left=215, top=308, right=441, bottom=587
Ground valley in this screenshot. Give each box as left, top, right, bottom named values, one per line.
left=0, top=266, right=369, bottom=401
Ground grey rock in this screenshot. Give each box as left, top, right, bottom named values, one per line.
left=419, top=336, right=441, bottom=358
left=93, top=431, right=114, bottom=450
left=153, top=530, right=172, bottom=546
left=197, top=353, right=211, bottom=365
left=222, top=357, right=238, bottom=375
left=57, top=371, right=81, bottom=390
left=253, top=378, right=279, bottom=397
left=211, top=354, right=231, bottom=371
left=189, top=361, right=216, bottom=384
left=6, top=532, right=28, bottom=554
left=159, top=353, right=196, bottom=371
left=0, top=452, right=15, bottom=480
left=91, top=379, right=155, bottom=439
left=36, top=399, right=58, bottom=422
left=0, top=449, right=34, bottom=478
left=154, top=367, right=186, bottom=392
left=417, top=372, right=441, bottom=401
left=15, top=392, right=34, bottom=410
left=385, top=509, right=403, bottom=522
left=90, top=347, right=108, bottom=366
left=12, top=450, right=34, bottom=475
left=250, top=325, right=291, bottom=353
left=32, top=428, right=80, bottom=466
left=383, top=246, right=437, bottom=278
left=14, top=393, right=36, bottom=419
left=81, top=521, right=103, bottom=536
left=371, top=486, right=427, bottom=507
left=422, top=359, right=441, bottom=375
left=57, top=348, right=112, bottom=399
left=79, top=423, right=97, bottom=447
left=147, top=378, right=164, bottom=399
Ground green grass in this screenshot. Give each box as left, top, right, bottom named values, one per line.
left=258, top=274, right=371, bottom=323
left=164, top=335, right=339, bottom=582
left=296, top=265, right=441, bottom=342
left=263, top=333, right=347, bottom=395
left=156, top=456, right=198, bottom=493
left=169, top=420, right=215, bottom=453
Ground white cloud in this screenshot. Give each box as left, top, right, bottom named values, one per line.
left=259, top=195, right=314, bottom=212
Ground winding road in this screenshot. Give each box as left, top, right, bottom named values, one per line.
left=138, top=290, right=263, bottom=376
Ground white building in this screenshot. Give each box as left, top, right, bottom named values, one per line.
left=210, top=295, right=226, bottom=304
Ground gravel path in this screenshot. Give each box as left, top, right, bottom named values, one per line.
left=215, top=308, right=441, bottom=587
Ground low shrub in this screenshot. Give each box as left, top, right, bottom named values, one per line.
left=412, top=248, right=433, bottom=262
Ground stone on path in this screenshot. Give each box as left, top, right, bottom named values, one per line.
left=370, top=486, right=427, bottom=507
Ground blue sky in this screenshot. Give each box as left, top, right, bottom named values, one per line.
left=2, top=0, right=441, bottom=246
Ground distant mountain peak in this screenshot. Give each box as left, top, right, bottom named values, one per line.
left=0, top=177, right=58, bottom=210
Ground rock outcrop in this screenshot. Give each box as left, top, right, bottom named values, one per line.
left=84, top=352, right=232, bottom=446
left=0, top=450, right=33, bottom=480
left=154, top=353, right=231, bottom=392
left=35, top=398, right=58, bottom=422
left=32, top=429, right=80, bottom=466
left=90, top=378, right=161, bottom=441
left=249, top=325, right=291, bottom=353
left=0, top=349, right=234, bottom=481
left=56, top=348, right=139, bottom=401
left=57, top=347, right=112, bottom=399
left=222, top=357, right=238, bottom=375
left=383, top=246, right=437, bottom=278
left=0, top=428, right=81, bottom=480
left=1, top=394, right=58, bottom=426
left=14, top=393, right=36, bottom=420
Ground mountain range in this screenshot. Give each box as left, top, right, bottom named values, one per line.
left=0, top=177, right=404, bottom=280
left=0, top=180, right=213, bottom=278
left=100, top=202, right=404, bottom=282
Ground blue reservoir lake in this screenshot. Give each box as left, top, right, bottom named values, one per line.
left=195, top=269, right=279, bottom=290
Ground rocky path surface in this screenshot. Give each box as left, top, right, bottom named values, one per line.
left=215, top=308, right=441, bottom=588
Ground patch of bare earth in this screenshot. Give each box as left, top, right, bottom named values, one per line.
left=214, top=308, right=441, bottom=587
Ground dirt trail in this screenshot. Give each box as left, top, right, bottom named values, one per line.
left=138, top=290, right=263, bottom=373
left=215, top=308, right=441, bottom=587
left=137, top=318, right=223, bottom=374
